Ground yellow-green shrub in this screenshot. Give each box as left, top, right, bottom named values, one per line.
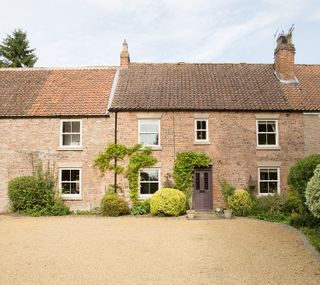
left=150, top=188, right=186, bottom=216
left=228, top=189, right=253, bottom=216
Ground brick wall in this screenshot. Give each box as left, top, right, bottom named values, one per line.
left=117, top=111, right=305, bottom=207
left=0, top=116, right=114, bottom=212
left=304, top=113, right=320, bottom=155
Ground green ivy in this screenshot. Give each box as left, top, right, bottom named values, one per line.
left=173, top=151, right=212, bottom=199
left=94, top=143, right=157, bottom=202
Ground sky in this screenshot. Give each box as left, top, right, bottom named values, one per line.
left=1, top=0, right=319, bottom=67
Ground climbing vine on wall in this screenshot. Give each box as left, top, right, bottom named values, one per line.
left=94, top=143, right=157, bottom=202
left=173, top=151, right=212, bottom=200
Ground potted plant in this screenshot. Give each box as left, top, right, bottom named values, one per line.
left=186, top=209, right=196, bottom=219
left=220, top=179, right=235, bottom=219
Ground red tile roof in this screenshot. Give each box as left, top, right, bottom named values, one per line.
left=111, top=63, right=320, bottom=112
left=0, top=67, right=117, bottom=117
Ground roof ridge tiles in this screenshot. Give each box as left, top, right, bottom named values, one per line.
left=0, top=66, right=117, bottom=71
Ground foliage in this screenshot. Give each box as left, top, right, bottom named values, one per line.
left=100, top=192, right=129, bottom=216
left=126, top=149, right=157, bottom=202
left=227, top=189, right=253, bottom=216
left=173, top=151, right=212, bottom=200
left=150, top=188, right=186, bottom=216
left=94, top=143, right=157, bottom=202
left=251, top=211, right=289, bottom=223
left=305, top=165, right=320, bottom=219
left=282, top=190, right=304, bottom=214
left=130, top=199, right=150, bottom=216
left=220, top=180, right=235, bottom=207
left=287, top=154, right=320, bottom=201
left=251, top=194, right=285, bottom=215
left=8, top=161, right=69, bottom=216
left=288, top=211, right=320, bottom=228
left=0, top=29, right=37, bottom=67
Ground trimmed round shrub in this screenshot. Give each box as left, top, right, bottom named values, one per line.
left=8, top=176, right=52, bottom=212
left=228, top=189, right=253, bottom=216
left=305, top=165, right=320, bottom=219
left=150, top=188, right=186, bottom=216
left=100, top=192, right=129, bottom=216
left=287, top=154, right=320, bottom=201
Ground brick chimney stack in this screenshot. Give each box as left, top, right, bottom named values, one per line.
left=274, top=28, right=296, bottom=82
left=120, top=39, right=130, bottom=68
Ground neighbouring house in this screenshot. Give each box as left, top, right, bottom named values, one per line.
left=0, top=31, right=319, bottom=212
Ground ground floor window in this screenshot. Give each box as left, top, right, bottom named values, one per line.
left=258, top=168, right=279, bottom=195
left=139, top=168, right=160, bottom=197
left=60, top=168, right=81, bottom=197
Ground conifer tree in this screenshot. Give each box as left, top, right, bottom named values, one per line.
left=0, top=29, right=37, bottom=67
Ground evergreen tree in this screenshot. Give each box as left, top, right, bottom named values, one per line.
left=0, top=29, right=37, bottom=67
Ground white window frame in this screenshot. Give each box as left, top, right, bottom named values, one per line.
left=194, top=119, right=209, bottom=142
left=256, top=120, right=279, bottom=147
left=60, top=119, right=82, bottom=148
left=258, top=167, right=280, bottom=195
left=138, top=119, right=160, bottom=147
left=59, top=168, right=82, bottom=199
left=139, top=168, right=161, bottom=198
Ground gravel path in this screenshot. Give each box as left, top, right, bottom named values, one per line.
left=0, top=215, right=319, bottom=285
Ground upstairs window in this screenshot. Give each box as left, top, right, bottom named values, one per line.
left=258, top=168, right=280, bottom=195
left=257, top=120, right=278, bottom=146
left=138, top=119, right=160, bottom=147
left=61, top=120, right=82, bottom=147
left=195, top=119, right=208, bottom=142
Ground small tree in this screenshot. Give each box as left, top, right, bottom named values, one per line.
left=305, top=165, right=320, bottom=219
left=0, top=29, right=37, bottom=67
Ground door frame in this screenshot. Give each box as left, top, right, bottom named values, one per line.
left=192, top=167, right=213, bottom=211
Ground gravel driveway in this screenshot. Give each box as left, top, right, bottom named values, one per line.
left=0, top=215, right=319, bottom=285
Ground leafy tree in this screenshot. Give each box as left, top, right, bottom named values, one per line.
left=0, top=29, right=37, bottom=67
left=305, top=165, right=320, bottom=219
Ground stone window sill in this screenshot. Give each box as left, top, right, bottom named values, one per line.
left=57, top=147, right=84, bottom=151
left=193, top=141, right=212, bottom=145
left=256, top=146, right=281, bottom=151
left=62, top=196, right=82, bottom=201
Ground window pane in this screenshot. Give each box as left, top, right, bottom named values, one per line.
left=61, top=183, right=70, bottom=194
left=260, top=170, right=268, bottom=180
left=140, top=183, right=149, bottom=195
left=139, top=120, right=159, bottom=132
left=149, top=183, right=159, bottom=194
left=258, top=134, right=267, bottom=145
left=204, top=172, right=209, bottom=190
left=72, top=121, right=80, bottom=132
left=197, top=131, right=207, bottom=140
left=140, top=171, right=150, bottom=181
left=258, top=122, right=267, bottom=132
left=70, top=183, right=80, bottom=194
left=71, top=170, right=80, bottom=181
left=201, top=121, right=207, bottom=129
left=269, top=170, right=278, bottom=180
left=195, top=173, right=200, bottom=190
left=63, top=122, right=72, bottom=133
left=140, top=134, right=158, bottom=146
left=71, top=134, right=81, bottom=145
left=148, top=171, right=159, bottom=182
left=267, top=134, right=276, bottom=145
left=197, top=121, right=202, bottom=129
left=267, top=122, right=276, bottom=132
left=269, top=182, right=278, bottom=193
left=61, top=170, right=70, bottom=181
left=62, top=134, right=72, bottom=145
left=260, top=182, right=268, bottom=193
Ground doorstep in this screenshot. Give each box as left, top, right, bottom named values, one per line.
left=187, top=211, right=224, bottom=220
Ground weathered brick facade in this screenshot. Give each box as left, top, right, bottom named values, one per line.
left=116, top=111, right=305, bottom=207
left=0, top=116, right=115, bottom=212
left=304, top=113, right=320, bottom=155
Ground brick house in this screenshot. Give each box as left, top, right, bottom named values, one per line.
left=0, top=32, right=319, bottom=212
